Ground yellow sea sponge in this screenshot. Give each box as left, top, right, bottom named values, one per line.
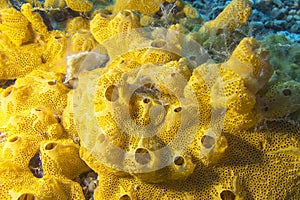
left=62, top=90, right=79, bottom=139
left=3, top=107, right=64, bottom=139
left=66, top=16, right=90, bottom=36
left=185, top=63, right=217, bottom=127
left=256, top=80, right=300, bottom=119
left=0, top=70, right=69, bottom=120
left=187, top=38, right=272, bottom=132
left=77, top=60, right=206, bottom=183
left=0, top=8, right=33, bottom=46
left=182, top=3, right=198, bottom=19
left=90, top=13, right=111, bottom=43
left=40, top=139, right=89, bottom=180
left=42, top=30, right=67, bottom=63
left=113, top=0, right=163, bottom=15
left=199, top=0, right=252, bottom=36
left=65, top=0, right=93, bottom=12
left=40, top=139, right=90, bottom=179
left=0, top=163, right=35, bottom=199
left=0, top=163, right=85, bottom=200
left=224, top=37, right=274, bottom=93
left=0, top=43, right=44, bottom=79
left=0, top=135, right=41, bottom=171
left=44, top=0, right=66, bottom=9
left=21, top=3, right=49, bottom=36
left=91, top=10, right=140, bottom=44
left=71, top=30, right=98, bottom=52
left=9, top=174, right=85, bottom=200
left=0, top=0, right=6, bottom=9
left=93, top=120, right=300, bottom=199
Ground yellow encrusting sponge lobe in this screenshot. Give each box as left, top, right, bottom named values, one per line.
left=91, top=10, right=140, bottom=44
left=65, top=0, right=93, bottom=12
left=2, top=107, right=64, bottom=139
left=224, top=37, right=274, bottom=94
left=113, top=0, right=174, bottom=15
left=0, top=70, right=69, bottom=122
left=40, top=139, right=90, bottom=179
left=199, top=0, right=252, bottom=36
left=0, top=8, right=33, bottom=46
left=256, top=80, right=300, bottom=119
left=20, top=3, right=49, bottom=36
left=0, top=135, right=41, bottom=170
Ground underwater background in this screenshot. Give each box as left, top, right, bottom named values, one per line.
left=0, top=0, right=299, bottom=199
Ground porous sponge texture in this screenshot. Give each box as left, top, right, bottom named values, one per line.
left=65, top=0, right=93, bottom=12
left=1, top=0, right=300, bottom=199
left=75, top=49, right=200, bottom=183
left=71, top=30, right=98, bottom=53
left=8, top=174, right=85, bottom=200
left=199, top=0, right=252, bottom=35
left=113, top=0, right=168, bottom=15
left=66, top=16, right=90, bottom=36
left=20, top=3, right=49, bottom=36
left=224, top=37, right=274, bottom=94
left=91, top=10, right=140, bottom=44
left=40, top=139, right=90, bottom=180
left=42, top=30, right=67, bottom=63
left=0, top=164, right=85, bottom=200
left=0, top=135, right=41, bottom=171
left=0, top=8, right=33, bottom=46
left=44, top=0, right=66, bottom=9
left=256, top=80, right=300, bottom=119
left=0, top=70, right=69, bottom=123
left=0, top=4, right=68, bottom=79
left=0, top=43, right=44, bottom=79
left=94, top=121, right=300, bottom=199
left=3, top=107, right=64, bottom=139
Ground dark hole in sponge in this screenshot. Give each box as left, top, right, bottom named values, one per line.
left=282, top=88, right=292, bottom=96
left=135, top=148, right=151, bottom=165
left=29, top=153, right=43, bottom=178
left=174, top=107, right=182, bottom=112
left=119, top=194, right=131, bottom=200
left=8, top=136, right=19, bottom=142
left=201, top=135, right=215, bottom=149
left=17, top=193, right=37, bottom=200
left=143, top=98, right=150, bottom=104
left=45, top=142, right=57, bottom=150
left=220, top=190, right=236, bottom=200
left=105, top=85, right=119, bottom=102
left=47, top=80, right=56, bottom=85
left=174, top=156, right=185, bottom=166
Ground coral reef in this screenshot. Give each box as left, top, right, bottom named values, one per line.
left=0, top=0, right=299, bottom=199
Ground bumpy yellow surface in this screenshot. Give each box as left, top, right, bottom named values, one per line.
left=66, top=16, right=90, bottom=36
left=65, top=0, right=93, bottom=12
left=199, top=0, right=252, bottom=36
left=0, top=0, right=299, bottom=199
left=91, top=10, right=140, bottom=44
left=0, top=8, right=33, bottom=46
left=0, top=4, right=68, bottom=79
left=74, top=27, right=299, bottom=198
left=20, top=3, right=49, bottom=36
left=113, top=0, right=175, bottom=15
left=0, top=70, right=69, bottom=122
left=40, top=139, right=90, bottom=179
